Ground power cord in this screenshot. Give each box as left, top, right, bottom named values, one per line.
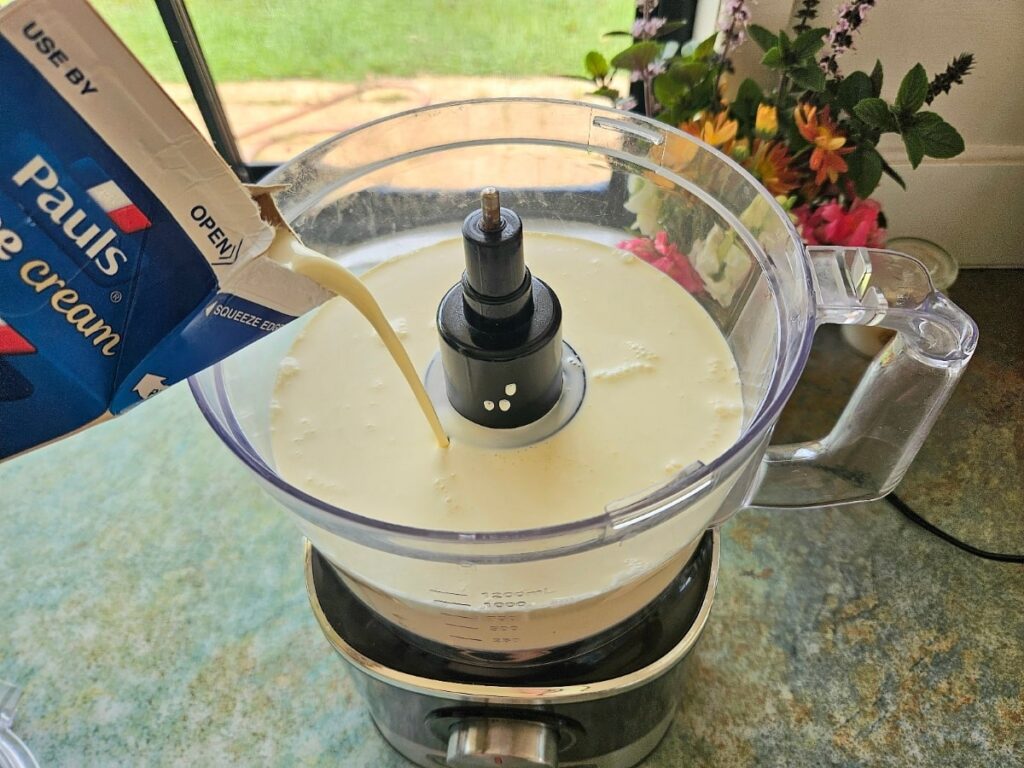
left=887, top=492, right=1024, bottom=563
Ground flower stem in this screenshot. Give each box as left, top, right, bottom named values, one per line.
left=777, top=73, right=790, bottom=110
left=712, top=37, right=733, bottom=113
left=641, top=0, right=653, bottom=116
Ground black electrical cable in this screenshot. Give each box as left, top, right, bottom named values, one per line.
left=887, top=492, right=1024, bottom=563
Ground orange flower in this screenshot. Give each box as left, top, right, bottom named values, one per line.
left=665, top=130, right=699, bottom=169
left=645, top=130, right=701, bottom=189
left=745, top=140, right=801, bottom=196
left=794, top=104, right=853, bottom=185
left=647, top=112, right=738, bottom=190
left=680, top=111, right=739, bottom=149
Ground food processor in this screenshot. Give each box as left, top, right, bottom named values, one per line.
left=189, top=99, right=977, bottom=767
left=0, top=681, right=38, bottom=768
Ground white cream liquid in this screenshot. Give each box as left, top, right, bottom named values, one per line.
left=270, top=232, right=745, bottom=649
left=271, top=233, right=743, bottom=531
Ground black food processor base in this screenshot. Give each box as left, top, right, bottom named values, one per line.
left=304, top=531, right=718, bottom=768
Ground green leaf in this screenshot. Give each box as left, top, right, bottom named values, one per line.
left=870, top=60, right=884, bottom=96
left=913, top=111, right=965, bottom=158
left=694, top=32, right=718, bottom=60
left=854, top=98, right=897, bottom=131
left=777, top=30, right=792, bottom=58
left=668, top=60, right=709, bottom=85
left=688, top=78, right=716, bottom=109
left=611, top=41, right=661, bottom=71
left=591, top=86, right=620, bottom=101
left=896, top=63, right=928, bottom=113
left=735, top=77, right=764, bottom=107
left=731, top=77, right=764, bottom=130
left=903, top=130, right=925, bottom=168
left=653, top=73, right=687, bottom=106
left=880, top=156, right=906, bottom=189
left=747, top=24, right=777, bottom=51
left=789, top=63, right=826, bottom=92
left=584, top=51, right=609, bottom=79
left=655, top=20, right=689, bottom=38
left=792, top=27, right=829, bottom=58
left=761, top=46, right=783, bottom=68
left=846, top=148, right=884, bottom=198
left=836, top=71, right=873, bottom=113
left=912, top=111, right=943, bottom=128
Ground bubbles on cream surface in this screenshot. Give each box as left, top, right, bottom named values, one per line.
left=270, top=233, right=743, bottom=533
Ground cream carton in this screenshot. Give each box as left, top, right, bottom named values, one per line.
left=0, top=0, right=329, bottom=459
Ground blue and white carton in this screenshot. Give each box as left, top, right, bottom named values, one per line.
left=0, top=0, right=329, bottom=460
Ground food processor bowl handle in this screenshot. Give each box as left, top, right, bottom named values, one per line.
left=747, top=247, right=978, bottom=509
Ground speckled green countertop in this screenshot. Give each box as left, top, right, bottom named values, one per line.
left=2, top=270, right=1022, bottom=767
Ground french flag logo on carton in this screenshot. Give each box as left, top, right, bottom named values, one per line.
left=68, top=156, right=153, bottom=235
left=83, top=176, right=152, bottom=235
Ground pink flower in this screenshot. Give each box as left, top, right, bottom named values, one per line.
left=720, top=0, right=751, bottom=27
left=632, top=16, right=666, bottom=39
left=618, top=231, right=704, bottom=293
left=629, top=60, right=666, bottom=82
left=794, top=198, right=887, bottom=248
left=718, top=0, right=751, bottom=45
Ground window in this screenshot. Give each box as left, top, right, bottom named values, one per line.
left=93, top=0, right=637, bottom=175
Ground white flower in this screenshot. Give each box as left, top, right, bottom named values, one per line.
left=624, top=177, right=663, bottom=237
left=740, top=194, right=790, bottom=255
left=616, top=95, right=638, bottom=112
left=693, top=225, right=751, bottom=307
left=739, top=194, right=773, bottom=232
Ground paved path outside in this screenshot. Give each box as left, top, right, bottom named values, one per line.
left=163, top=76, right=605, bottom=166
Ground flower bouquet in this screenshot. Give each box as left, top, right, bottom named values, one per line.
left=583, top=0, right=973, bottom=304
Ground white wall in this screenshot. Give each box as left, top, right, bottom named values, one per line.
left=723, top=0, right=1024, bottom=266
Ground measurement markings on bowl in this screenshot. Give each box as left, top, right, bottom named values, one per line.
left=444, top=622, right=479, bottom=630
left=437, top=611, right=523, bottom=643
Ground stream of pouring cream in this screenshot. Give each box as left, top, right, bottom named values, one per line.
left=268, top=229, right=450, bottom=448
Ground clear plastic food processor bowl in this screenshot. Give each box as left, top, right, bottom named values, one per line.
left=189, top=99, right=976, bottom=653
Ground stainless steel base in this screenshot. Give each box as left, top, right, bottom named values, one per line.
left=374, top=707, right=677, bottom=768
left=304, top=530, right=719, bottom=768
